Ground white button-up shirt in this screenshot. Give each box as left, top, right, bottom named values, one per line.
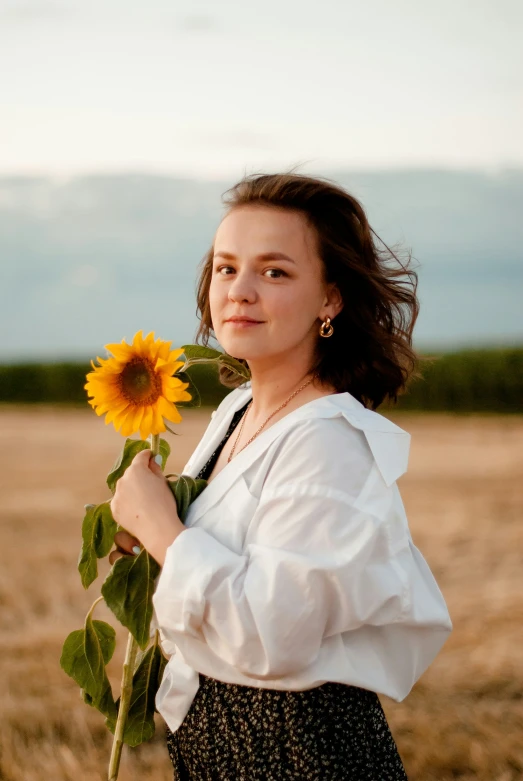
left=152, top=383, right=452, bottom=733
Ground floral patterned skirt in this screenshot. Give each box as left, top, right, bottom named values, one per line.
left=165, top=672, right=408, bottom=780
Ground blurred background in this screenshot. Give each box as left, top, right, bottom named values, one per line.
left=0, top=1, right=522, bottom=779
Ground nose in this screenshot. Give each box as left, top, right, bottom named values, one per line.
left=227, top=268, right=257, bottom=303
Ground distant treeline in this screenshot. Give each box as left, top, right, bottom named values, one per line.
left=392, top=346, right=522, bottom=413
left=0, top=347, right=521, bottom=413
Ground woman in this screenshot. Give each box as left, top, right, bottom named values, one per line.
left=109, top=172, right=452, bottom=780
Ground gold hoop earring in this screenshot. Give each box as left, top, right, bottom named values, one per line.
left=319, top=316, right=334, bottom=337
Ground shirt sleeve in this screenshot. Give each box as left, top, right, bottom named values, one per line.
left=152, top=417, right=451, bottom=681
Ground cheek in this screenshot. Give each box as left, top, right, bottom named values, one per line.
left=208, top=279, right=228, bottom=334
left=265, top=283, right=314, bottom=320
left=208, top=279, right=222, bottom=313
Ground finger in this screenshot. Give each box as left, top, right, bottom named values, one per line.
left=148, top=456, right=164, bottom=477
left=132, top=449, right=156, bottom=468
left=109, top=548, right=128, bottom=565
left=132, top=448, right=164, bottom=475
left=114, top=529, right=141, bottom=553
left=109, top=541, right=142, bottom=565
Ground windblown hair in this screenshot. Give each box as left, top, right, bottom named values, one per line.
left=194, top=171, right=420, bottom=410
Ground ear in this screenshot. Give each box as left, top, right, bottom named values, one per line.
left=324, top=283, right=344, bottom=319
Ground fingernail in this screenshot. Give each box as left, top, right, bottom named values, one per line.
left=154, top=454, right=163, bottom=466
left=132, top=545, right=141, bottom=555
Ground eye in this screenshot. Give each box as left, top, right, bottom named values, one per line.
left=215, top=265, right=287, bottom=279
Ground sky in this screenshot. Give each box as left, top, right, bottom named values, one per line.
left=1, top=0, right=521, bottom=179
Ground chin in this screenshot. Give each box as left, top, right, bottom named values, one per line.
left=222, top=345, right=252, bottom=361
left=219, top=340, right=261, bottom=362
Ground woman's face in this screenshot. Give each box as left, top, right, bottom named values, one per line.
left=209, top=204, right=341, bottom=365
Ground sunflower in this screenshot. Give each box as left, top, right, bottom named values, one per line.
left=85, top=330, right=192, bottom=439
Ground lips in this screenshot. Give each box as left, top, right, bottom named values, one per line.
left=226, top=318, right=262, bottom=323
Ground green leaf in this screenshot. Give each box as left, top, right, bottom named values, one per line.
left=93, top=503, right=117, bottom=558
left=60, top=617, right=117, bottom=721
left=106, top=437, right=171, bottom=494
left=180, top=344, right=224, bottom=360
left=81, top=689, right=94, bottom=706
left=172, top=370, right=201, bottom=409
left=216, top=353, right=251, bottom=381
left=78, top=502, right=117, bottom=589
left=101, top=549, right=160, bottom=649
left=106, top=438, right=150, bottom=493
left=106, top=636, right=168, bottom=747
left=180, top=344, right=251, bottom=383
left=157, top=437, right=171, bottom=469
left=167, top=474, right=207, bottom=523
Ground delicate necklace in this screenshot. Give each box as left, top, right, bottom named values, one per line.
left=227, top=376, right=315, bottom=463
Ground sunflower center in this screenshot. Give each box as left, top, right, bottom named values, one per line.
left=119, top=358, right=162, bottom=405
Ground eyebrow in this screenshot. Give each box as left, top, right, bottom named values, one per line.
left=213, top=251, right=296, bottom=265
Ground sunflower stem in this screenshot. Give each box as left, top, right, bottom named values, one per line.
left=107, top=434, right=161, bottom=780
left=150, top=433, right=161, bottom=457
left=107, top=631, right=139, bottom=780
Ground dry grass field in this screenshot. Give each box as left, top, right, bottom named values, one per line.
left=0, top=405, right=522, bottom=781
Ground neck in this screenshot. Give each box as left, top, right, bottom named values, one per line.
left=243, top=356, right=325, bottom=422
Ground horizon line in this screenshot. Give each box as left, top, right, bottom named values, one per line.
left=0, top=163, right=522, bottom=183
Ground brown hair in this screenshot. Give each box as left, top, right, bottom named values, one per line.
left=194, top=171, right=420, bottom=410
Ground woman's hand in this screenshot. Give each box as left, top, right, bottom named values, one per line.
left=108, top=529, right=142, bottom=565
left=109, top=448, right=186, bottom=566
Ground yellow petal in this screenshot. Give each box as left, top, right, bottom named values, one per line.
left=164, top=386, right=192, bottom=403
left=167, top=348, right=185, bottom=362
left=156, top=340, right=173, bottom=361
left=93, top=355, right=109, bottom=368
left=169, top=380, right=191, bottom=394
left=162, top=377, right=175, bottom=396
left=112, top=406, right=132, bottom=433
left=103, top=364, right=126, bottom=376
left=156, top=353, right=184, bottom=369
left=162, top=376, right=182, bottom=388
left=92, top=355, right=123, bottom=373
left=131, top=330, right=145, bottom=355
left=156, top=360, right=182, bottom=376
left=105, top=403, right=131, bottom=425
left=91, top=401, right=115, bottom=416
left=131, top=406, right=145, bottom=432
left=162, top=377, right=190, bottom=393
left=104, top=342, right=135, bottom=361
left=86, top=391, right=123, bottom=409
left=85, top=380, right=121, bottom=396
left=139, top=406, right=154, bottom=439
left=151, top=405, right=166, bottom=434
left=158, top=396, right=182, bottom=424
left=120, top=414, right=137, bottom=437
left=136, top=331, right=155, bottom=358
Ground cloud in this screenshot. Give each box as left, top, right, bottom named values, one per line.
left=177, top=14, right=218, bottom=33
left=185, top=129, right=278, bottom=151
left=68, top=265, right=100, bottom=288
left=0, top=1, right=68, bottom=21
